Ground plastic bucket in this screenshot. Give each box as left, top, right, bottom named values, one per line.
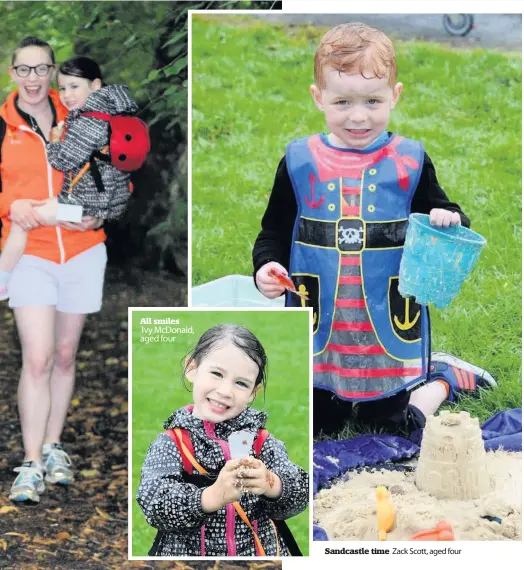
left=399, top=214, right=486, bottom=309
left=191, top=275, right=285, bottom=308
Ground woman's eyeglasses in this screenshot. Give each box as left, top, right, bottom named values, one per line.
left=13, top=64, right=55, bottom=78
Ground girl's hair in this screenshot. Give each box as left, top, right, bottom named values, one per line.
left=59, top=56, right=103, bottom=82
left=12, top=36, right=55, bottom=65
left=183, top=324, right=268, bottom=394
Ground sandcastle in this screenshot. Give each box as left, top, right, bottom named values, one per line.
left=415, top=410, right=492, bottom=500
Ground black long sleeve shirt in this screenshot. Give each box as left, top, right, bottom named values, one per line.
left=252, top=150, right=470, bottom=274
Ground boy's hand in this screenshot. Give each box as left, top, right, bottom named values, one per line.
left=201, top=459, right=243, bottom=512
left=256, top=261, right=288, bottom=299
left=429, top=209, right=461, bottom=228
left=235, top=457, right=283, bottom=499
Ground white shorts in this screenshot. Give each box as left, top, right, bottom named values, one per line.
left=8, top=243, right=107, bottom=314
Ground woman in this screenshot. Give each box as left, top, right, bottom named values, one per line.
left=0, top=36, right=107, bottom=503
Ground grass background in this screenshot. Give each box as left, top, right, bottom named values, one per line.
left=131, top=309, right=310, bottom=556
left=191, top=15, right=522, bottom=425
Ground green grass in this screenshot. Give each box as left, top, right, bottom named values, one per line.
left=191, top=15, right=521, bottom=424
left=131, top=309, right=310, bottom=556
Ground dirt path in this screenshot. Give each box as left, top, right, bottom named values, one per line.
left=0, top=266, right=204, bottom=569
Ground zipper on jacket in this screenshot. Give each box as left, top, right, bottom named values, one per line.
left=19, top=125, right=66, bottom=264
left=204, top=421, right=237, bottom=556
left=200, top=524, right=206, bottom=556
left=253, top=520, right=260, bottom=555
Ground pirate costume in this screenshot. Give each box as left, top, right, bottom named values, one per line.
left=253, top=131, right=470, bottom=435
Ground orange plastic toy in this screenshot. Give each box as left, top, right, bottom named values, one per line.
left=376, top=486, right=395, bottom=541
left=411, top=521, right=455, bottom=541
left=268, top=268, right=308, bottom=300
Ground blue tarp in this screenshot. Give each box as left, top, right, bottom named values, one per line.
left=313, top=409, right=522, bottom=540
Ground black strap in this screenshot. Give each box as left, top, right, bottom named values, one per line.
left=0, top=117, right=5, bottom=193
left=87, top=150, right=110, bottom=193
left=148, top=531, right=163, bottom=556
left=274, top=519, right=303, bottom=556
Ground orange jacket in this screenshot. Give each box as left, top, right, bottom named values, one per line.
left=0, top=89, right=105, bottom=263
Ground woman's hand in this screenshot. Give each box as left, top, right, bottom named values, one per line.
left=10, top=199, right=47, bottom=229
left=201, top=459, right=244, bottom=512
left=235, top=457, right=283, bottom=499
left=58, top=216, right=103, bottom=232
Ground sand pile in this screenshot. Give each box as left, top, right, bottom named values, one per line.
left=314, top=411, right=521, bottom=541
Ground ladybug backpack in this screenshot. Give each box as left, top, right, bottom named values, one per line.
left=69, top=112, right=150, bottom=194
left=148, top=427, right=302, bottom=557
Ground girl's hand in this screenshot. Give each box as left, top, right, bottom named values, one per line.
left=10, top=199, right=47, bottom=229
left=58, top=216, right=103, bottom=232
left=429, top=208, right=461, bottom=228
left=235, top=457, right=283, bottom=499
left=201, top=459, right=244, bottom=512
left=49, top=121, right=64, bottom=143
left=256, top=261, right=287, bottom=299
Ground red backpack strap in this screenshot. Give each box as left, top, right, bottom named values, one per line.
left=81, top=111, right=111, bottom=121
left=253, top=428, right=270, bottom=457
left=165, top=428, right=194, bottom=474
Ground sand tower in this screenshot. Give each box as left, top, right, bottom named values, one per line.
left=415, top=410, right=491, bottom=500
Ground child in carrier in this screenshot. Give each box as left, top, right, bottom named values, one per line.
left=0, top=55, right=149, bottom=300
left=136, top=324, right=309, bottom=557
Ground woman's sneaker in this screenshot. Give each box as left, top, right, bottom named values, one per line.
left=9, top=461, right=45, bottom=503
left=42, top=443, right=74, bottom=485
left=430, top=352, right=497, bottom=402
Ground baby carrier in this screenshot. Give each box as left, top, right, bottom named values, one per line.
left=69, top=112, right=150, bottom=195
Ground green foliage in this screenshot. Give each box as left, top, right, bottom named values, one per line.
left=192, top=16, right=522, bottom=420
left=131, top=309, right=310, bottom=556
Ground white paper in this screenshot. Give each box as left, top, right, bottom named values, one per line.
left=56, top=203, right=83, bottom=223
left=228, top=430, right=255, bottom=459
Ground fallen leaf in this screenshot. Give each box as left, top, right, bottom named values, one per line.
left=105, top=357, right=119, bottom=366
left=80, top=527, right=96, bottom=537
left=80, top=469, right=100, bottom=479
left=0, top=539, right=7, bottom=551
left=56, top=532, right=71, bottom=541
left=33, top=536, right=56, bottom=545
left=71, top=398, right=80, bottom=407
left=95, top=507, right=110, bottom=520
left=0, top=505, right=18, bottom=514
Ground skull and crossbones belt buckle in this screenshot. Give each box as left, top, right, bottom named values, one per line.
left=336, top=218, right=365, bottom=252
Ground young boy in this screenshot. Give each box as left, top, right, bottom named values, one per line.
left=252, top=23, right=496, bottom=436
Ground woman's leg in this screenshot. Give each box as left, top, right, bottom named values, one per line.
left=14, top=306, right=56, bottom=463
left=43, top=311, right=87, bottom=444
left=0, top=223, right=28, bottom=272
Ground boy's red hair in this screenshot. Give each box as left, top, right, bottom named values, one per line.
left=314, top=23, right=397, bottom=88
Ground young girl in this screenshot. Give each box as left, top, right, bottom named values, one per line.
left=136, top=324, right=309, bottom=557
left=0, top=55, right=139, bottom=301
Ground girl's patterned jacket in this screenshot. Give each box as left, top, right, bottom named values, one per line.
left=136, top=406, right=309, bottom=556
left=46, top=84, right=138, bottom=220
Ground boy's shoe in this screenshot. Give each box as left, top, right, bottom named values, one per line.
left=9, top=461, right=45, bottom=503
left=430, top=352, right=497, bottom=402
left=42, top=443, right=74, bottom=485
